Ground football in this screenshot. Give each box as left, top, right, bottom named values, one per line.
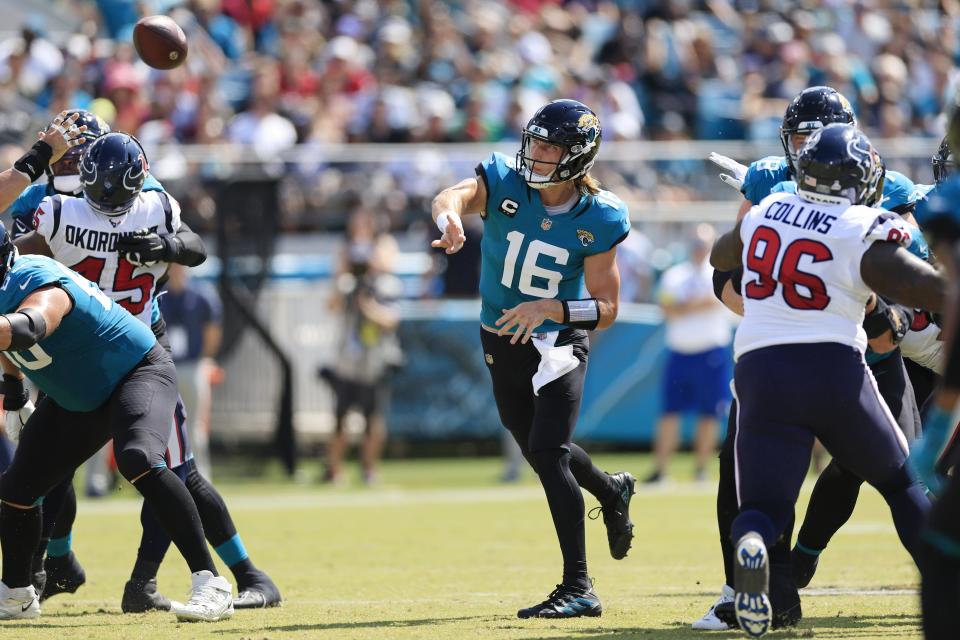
left=132, top=15, right=187, bottom=70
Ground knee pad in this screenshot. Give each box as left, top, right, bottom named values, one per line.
left=116, top=446, right=157, bottom=481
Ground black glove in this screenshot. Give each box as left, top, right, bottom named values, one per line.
left=863, top=297, right=913, bottom=344
left=116, top=230, right=175, bottom=266
left=2, top=374, right=29, bottom=412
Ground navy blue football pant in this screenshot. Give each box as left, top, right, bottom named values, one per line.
left=730, top=343, right=930, bottom=566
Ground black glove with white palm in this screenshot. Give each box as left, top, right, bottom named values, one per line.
left=2, top=374, right=34, bottom=443
left=116, top=229, right=177, bottom=266
left=707, top=152, right=749, bottom=191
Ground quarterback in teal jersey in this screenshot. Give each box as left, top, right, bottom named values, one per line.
left=0, top=223, right=232, bottom=622
left=432, top=99, right=635, bottom=619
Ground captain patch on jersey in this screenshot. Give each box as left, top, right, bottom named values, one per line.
left=33, top=190, right=181, bottom=325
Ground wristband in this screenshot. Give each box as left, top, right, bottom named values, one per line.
left=561, top=299, right=600, bottom=330
left=436, top=211, right=462, bottom=234
left=13, top=141, right=54, bottom=183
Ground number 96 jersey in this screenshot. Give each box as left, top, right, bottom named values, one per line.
left=734, top=191, right=913, bottom=360
left=476, top=153, right=630, bottom=333
left=33, top=190, right=181, bottom=326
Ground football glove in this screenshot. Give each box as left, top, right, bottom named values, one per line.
left=116, top=230, right=175, bottom=266
left=908, top=403, right=954, bottom=496
left=708, top=152, right=748, bottom=191
left=2, top=374, right=34, bottom=443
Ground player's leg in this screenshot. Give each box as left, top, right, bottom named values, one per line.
left=179, top=460, right=282, bottom=608
left=0, top=396, right=110, bottom=619
left=920, top=466, right=960, bottom=639
left=35, top=479, right=85, bottom=602
left=108, top=345, right=230, bottom=622
left=359, top=383, right=387, bottom=485
left=730, top=346, right=819, bottom=638
left=813, top=353, right=930, bottom=566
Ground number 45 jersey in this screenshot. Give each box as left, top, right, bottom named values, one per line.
left=735, top=191, right=913, bottom=360
left=32, top=190, right=181, bottom=325
left=476, top=153, right=630, bottom=333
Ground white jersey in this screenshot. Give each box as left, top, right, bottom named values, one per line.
left=734, top=192, right=913, bottom=360
left=33, top=191, right=181, bottom=326
left=900, top=312, right=944, bottom=374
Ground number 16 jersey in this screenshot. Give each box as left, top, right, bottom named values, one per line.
left=735, top=191, right=912, bottom=360
left=32, top=190, right=181, bottom=326
left=476, top=153, right=630, bottom=333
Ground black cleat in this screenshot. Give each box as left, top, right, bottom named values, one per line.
left=715, top=599, right=802, bottom=630
left=41, top=552, right=85, bottom=602
left=791, top=545, right=820, bottom=589
left=589, top=471, right=636, bottom=560
left=235, top=570, right=282, bottom=609
left=122, top=577, right=171, bottom=613
left=517, top=584, right=602, bottom=619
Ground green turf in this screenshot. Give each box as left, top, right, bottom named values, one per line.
left=0, top=454, right=922, bottom=639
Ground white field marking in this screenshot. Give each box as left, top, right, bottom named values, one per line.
left=802, top=587, right=918, bottom=596
left=77, top=482, right=733, bottom=515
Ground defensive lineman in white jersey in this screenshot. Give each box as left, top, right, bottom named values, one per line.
left=710, top=123, right=946, bottom=638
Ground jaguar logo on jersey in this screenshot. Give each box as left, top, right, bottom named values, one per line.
left=541, top=218, right=552, bottom=231
left=577, top=229, right=595, bottom=247
left=484, top=353, right=494, bottom=365
left=499, top=198, right=519, bottom=218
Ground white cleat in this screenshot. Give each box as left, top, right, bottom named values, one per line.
left=734, top=532, right=772, bottom=638
left=170, top=570, right=234, bottom=622
left=691, top=584, right=735, bottom=630
left=0, top=582, right=40, bottom=620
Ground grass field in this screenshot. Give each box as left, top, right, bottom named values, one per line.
left=0, top=454, right=922, bottom=640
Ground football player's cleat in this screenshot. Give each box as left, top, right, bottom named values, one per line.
left=235, top=570, right=282, bottom=609
left=733, top=532, right=772, bottom=638
left=41, top=551, right=85, bottom=602
left=791, top=545, right=820, bottom=589
left=588, top=471, right=636, bottom=560
left=170, top=570, right=233, bottom=622
left=122, top=577, right=172, bottom=613
left=517, top=583, right=602, bottom=619
left=0, top=582, right=39, bottom=620
left=691, top=585, right=735, bottom=630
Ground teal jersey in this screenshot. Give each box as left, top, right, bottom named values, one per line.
left=879, top=170, right=924, bottom=212
left=7, top=173, right=166, bottom=240
left=476, top=153, right=630, bottom=333
left=0, top=255, right=156, bottom=411
left=915, top=178, right=960, bottom=233
left=741, top=156, right=790, bottom=205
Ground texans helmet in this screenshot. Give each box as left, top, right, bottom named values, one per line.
left=517, top=99, right=601, bottom=189
left=932, top=136, right=954, bottom=184
left=46, top=109, right=110, bottom=196
left=80, top=132, right=148, bottom=216
left=780, top=86, right=857, bottom=174
left=795, top=123, right=884, bottom=207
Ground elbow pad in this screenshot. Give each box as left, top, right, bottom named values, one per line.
left=4, top=308, right=47, bottom=350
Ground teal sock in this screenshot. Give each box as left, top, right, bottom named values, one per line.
left=47, top=532, right=72, bottom=559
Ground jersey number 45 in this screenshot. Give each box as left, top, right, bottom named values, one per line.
left=744, top=225, right=833, bottom=310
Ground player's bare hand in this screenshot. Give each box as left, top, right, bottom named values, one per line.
left=39, top=111, right=88, bottom=164
left=496, top=300, right=561, bottom=345
left=431, top=215, right=466, bottom=254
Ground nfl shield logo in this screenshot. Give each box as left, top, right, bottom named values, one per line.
left=541, top=218, right=552, bottom=231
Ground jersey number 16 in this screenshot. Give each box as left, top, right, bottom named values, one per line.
left=744, top=225, right=833, bottom=310
left=501, top=231, right=568, bottom=298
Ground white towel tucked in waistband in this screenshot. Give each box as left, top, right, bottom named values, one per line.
left=531, top=331, right=580, bottom=395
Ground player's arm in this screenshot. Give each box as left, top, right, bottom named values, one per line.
left=712, top=267, right=744, bottom=316
left=495, top=246, right=622, bottom=344
left=430, top=176, right=487, bottom=255
left=0, top=285, right=72, bottom=352
left=864, top=294, right=913, bottom=354
left=710, top=219, right=744, bottom=272
left=13, top=232, right=54, bottom=258
left=0, top=112, right=86, bottom=213
left=116, top=221, right=207, bottom=267
left=860, top=242, right=947, bottom=313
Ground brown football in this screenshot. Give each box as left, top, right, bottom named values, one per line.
left=133, top=15, right=187, bottom=70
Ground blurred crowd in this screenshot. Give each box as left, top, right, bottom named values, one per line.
left=0, top=0, right=957, bottom=231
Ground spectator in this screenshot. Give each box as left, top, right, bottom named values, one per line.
left=646, top=224, right=733, bottom=484
left=158, top=263, right=224, bottom=480
left=320, top=208, right=403, bottom=485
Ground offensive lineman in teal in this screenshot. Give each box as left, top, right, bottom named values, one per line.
left=0, top=222, right=233, bottom=622
left=431, top=99, right=635, bottom=618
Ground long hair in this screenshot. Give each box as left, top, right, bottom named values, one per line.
left=576, top=173, right=601, bottom=195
